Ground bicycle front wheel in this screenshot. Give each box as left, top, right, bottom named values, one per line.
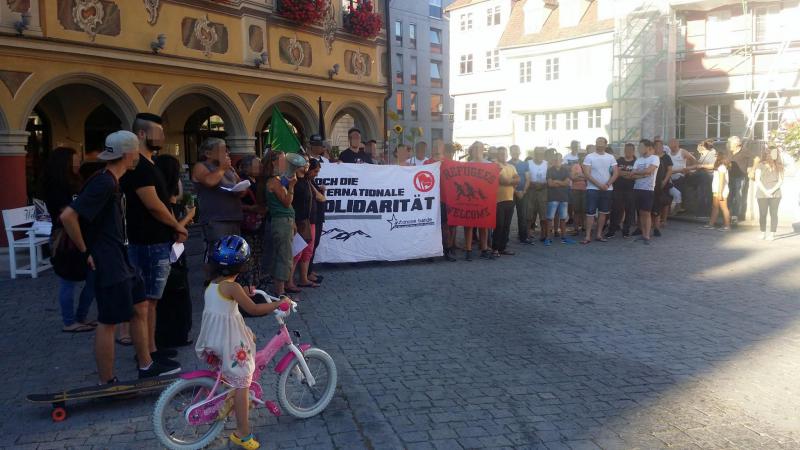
left=153, top=377, right=226, bottom=450
left=277, top=347, right=337, bottom=419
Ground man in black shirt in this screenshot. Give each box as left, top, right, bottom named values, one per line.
left=652, top=138, right=673, bottom=236
left=338, top=128, right=373, bottom=163
left=60, top=131, right=178, bottom=383
left=122, top=113, right=188, bottom=371
left=607, top=143, right=637, bottom=238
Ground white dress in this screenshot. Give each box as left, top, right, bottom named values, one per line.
left=712, top=165, right=730, bottom=198
left=195, top=283, right=256, bottom=388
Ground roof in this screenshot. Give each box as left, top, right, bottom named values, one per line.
left=498, top=0, right=615, bottom=49
left=445, top=0, right=491, bottom=13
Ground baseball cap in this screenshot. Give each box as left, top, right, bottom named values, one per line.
left=99, top=130, right=139, bottom=161
left=309, top=134, right=324, bottom=146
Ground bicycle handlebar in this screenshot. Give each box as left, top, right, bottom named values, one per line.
left=253, top=290, right=297, bottom=318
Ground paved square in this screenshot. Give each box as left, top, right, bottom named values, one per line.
left=2, top=222, right=800, bottom=449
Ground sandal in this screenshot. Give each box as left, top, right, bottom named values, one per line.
left=297, top=282, right=320, bottom=288
left=63, top=323, right=95, bottom=333
left=580, top=239, right=591, bottom=245
left=308, top=274, right=324, bottom=283
left=115, top=336, right=133, bottom=346
left=596, top=238, right=608, bottom=243
left=285, top=286, right=302, bottom=294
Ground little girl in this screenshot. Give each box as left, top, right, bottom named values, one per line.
left=195, top=235, right=290, bottom=450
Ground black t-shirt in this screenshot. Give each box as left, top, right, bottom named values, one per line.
left=313, top=182, right=325, bottom=225
left=339, top=148, right=373, bottom=164
left=546, top=166, right=570, bottom=202
left=655, top=153, right=673, bottom=190
left=730, top=151, right=752, bottom=179
left=292, top=178, right=315, bottom=222
left=79, top=161, right=106, bottom=181
left=44, top=179, right=78, bottom=230
left=614, top=157, right=636, bottom=191
left=120, top=157, right=173, bottom=244
left=70, top=171, right=136, bottom=287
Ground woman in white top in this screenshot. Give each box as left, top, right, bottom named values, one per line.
left=705, top=152, right=731, bottom=231
left=754, top=146, right=784, bottom=240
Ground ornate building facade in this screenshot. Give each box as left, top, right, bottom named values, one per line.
left=0, top=0, right=389, bottom=225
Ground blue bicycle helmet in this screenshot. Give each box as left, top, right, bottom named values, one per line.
left=211, top=235, right=251, bottom=266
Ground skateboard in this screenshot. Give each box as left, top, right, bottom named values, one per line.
left=27, top=374, right=179, bottom=422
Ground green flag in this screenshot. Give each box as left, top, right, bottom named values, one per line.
left=268, top=106, right=301, bottom=153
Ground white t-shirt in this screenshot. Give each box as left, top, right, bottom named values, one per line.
left=407, top=157, right=429, bottom=166
left=583, top=152, right=618, bottom=190
left=527, top=160, right=548, bottom=183
left=633, top=155, right=660, bottom=191
left=564, top=153, right=580, bottom=166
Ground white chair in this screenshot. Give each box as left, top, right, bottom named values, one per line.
left=3, top=206, right=52, bottom=279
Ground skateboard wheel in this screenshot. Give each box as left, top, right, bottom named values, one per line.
left=52, top=407, right=67, bottom=422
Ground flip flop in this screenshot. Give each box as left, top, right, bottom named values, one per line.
left=63, top=323, right=95, bottom=333
left=115, top=336, right=133, bottom=346
left=297, top=282, right=320, bottom=288
left=580, top=239, right=591, bottom=245
left=309, top=275, right=324, bottom=283
left=80, top=320, right=98, bottom=327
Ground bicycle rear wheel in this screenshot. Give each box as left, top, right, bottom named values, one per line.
left=153, top=378, right=226, bottom=450
left=277, top=347, right=337, bottom=419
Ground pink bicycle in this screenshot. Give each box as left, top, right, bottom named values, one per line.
left=152, top=291, right=337, bottom=450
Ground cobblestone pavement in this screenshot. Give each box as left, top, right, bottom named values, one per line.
left=2, top=222, right=800, bottom=449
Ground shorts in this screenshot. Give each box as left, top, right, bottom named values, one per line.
left=653, top=188, right=672, bottom=211
left=526, top=188, right=548, bottom=221
left=634, top=189, right=655, bottom=212
left=570, top=189, right=586, bottom=215
left=202, top=221, right=242, bottom=262
left=127, top=243, right=172, bottom=300
left=270, top=217, right=295, bottom=282
left=95, top=276, right=146, bottom=325
left=546, top=201, right=569, bottom=220
left=586, top=189, right=612, bottom=215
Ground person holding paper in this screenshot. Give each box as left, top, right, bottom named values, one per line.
left=288, top=157, right=321, bottom=291
left=191, top=138, right=245, bottom=284
left=266, top=153, right=301, bottom=297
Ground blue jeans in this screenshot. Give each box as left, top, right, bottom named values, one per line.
left=58, top=270, right=95, bottom=326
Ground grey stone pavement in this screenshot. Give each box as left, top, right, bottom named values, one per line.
left=2, top=221, right=800, bottom=449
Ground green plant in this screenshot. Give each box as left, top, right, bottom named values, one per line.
left=769, top=121, right=800, bottom=159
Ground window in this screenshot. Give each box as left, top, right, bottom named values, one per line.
left=519, top=61, right=532, bottom=83
left=524, top=114, right=535, bottom=132
left=486, top=6, right=500, bottom=25
left=460, top=13, right=473, bottom=31
left=464, top=103, right=477, bottom=121
left=754, top=100, right=780, bottom=140
left=460, top=54, right=473, bottom=75
left=431, top=94, right=443, bottom=121
left=395, top=53, right=403, bottom=84
left=409, top=23, right=417, bottom=49
left=429, top=0, right=442, bottom=19
left=430, top=28, right=442, bottom=54
left=488, top=100, right=502, bottom=120
left=485, top=49, right=499, bottom=70
left=410, top=92, right=418, bottom=120
left=754, top=6, right=780, bottom=47
left=396, top=91, right=404, bottom=119
left=676, top=105, right=686, bottom=139
left=566, top=111, right=578, bottom=130
left=394, top=20, right=402, bottom=47
left=706, top=104, right=730, bottom=139
left=430, top=60, right=443, bottom=87
left=706, top=9, right=731, bottom=55
left=431, top=128, right=444, bottom=142
left=587, top=108, right=601, bottom=128
left=545, top=113, right=556, bottom=130
left=545, top=58, right=559, bottom=80
left=676, top=14, right=687, bottom=61
left=409, top=56, right=417, bottom=85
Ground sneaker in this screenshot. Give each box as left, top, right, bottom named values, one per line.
left=138, top=359, right=181, bottom=379
left=465, top=250, right=473, bottom=261
left=632, top=229, right=642, bottom=236
left=761, top=232, right=767, bottom=240
left=604, top=231, right=616, bottom=239
left=544, top=239, right=552, bottom=246
left=444, top=249, right=456, bottom=262
left=135, top=353, right=180, bottom=369
left=653, top=229, right=661, bottom=237
left=702, top=224, right=715, bottom=229
left=520, top=238, right=535, bottom=245
left=561, top=238, right=575, bottom=245
left=767, top=232, right=775, bottom=241
left=718, top=227, right=730, bottom=232
left=622, top=232, right=631, bottom=239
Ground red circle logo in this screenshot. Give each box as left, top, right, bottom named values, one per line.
left=413, top=171, right=435, bottom=192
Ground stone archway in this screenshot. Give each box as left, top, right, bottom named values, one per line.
left=159, top=85, right=248, bottom=163
left=255, top=94, right=318, bottom=153
left=328, top=101, right=380, bottom=150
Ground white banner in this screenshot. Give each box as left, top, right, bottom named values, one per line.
left=314, top=163, right=442, bottom=263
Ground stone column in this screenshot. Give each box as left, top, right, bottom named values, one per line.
left=0, top=130, right=30, bottom=246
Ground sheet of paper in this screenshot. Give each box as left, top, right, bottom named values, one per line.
left=220, top=180, right=251, bottom=193
left=170, top=242, right=185, bottom=263
left=291, top=233, right=308, bottom=257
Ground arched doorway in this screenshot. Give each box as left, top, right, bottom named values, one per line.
left=85, top=105, right=122, bottom=154
left=329, top=102, right=380, bottom=151
left=160, top=88, right=245, bottom=165
left=255, top=97, right=318, bottom=154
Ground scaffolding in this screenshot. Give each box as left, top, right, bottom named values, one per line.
left=610, top=1, right=675, bottom=151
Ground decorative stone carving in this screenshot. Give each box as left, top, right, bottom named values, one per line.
left=238, top=93, right=260, bottom=112
left=0, top=70, right=32, bottom=98
left=7, top=0, right=31, bottom=13
left=133, top=82, right=161, bottom=106
left=345, top=50, right=371, bottom=77
left=248, top=25, right=264, bottom=53
left=322, top=0, right=336, bottom=54
left=194, top=14, right=218, bottom=57
left=72, top=0, right=104, bottom=41
left=144, top=0, right=160, bottom=25
left=284, top=36, right=303, bottom=68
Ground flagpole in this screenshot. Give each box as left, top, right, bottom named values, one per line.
left=318, top=97, right=326, bottom=140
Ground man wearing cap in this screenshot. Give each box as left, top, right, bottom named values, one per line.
left=308, top=135, right=330, bottom=163
left=339, top=128, right=373, bottom=164
left=122, top=113, right=188, bottom=371
left=60, top=131, right=180, bottom=383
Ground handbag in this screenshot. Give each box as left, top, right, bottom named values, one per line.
left=241, top=189, right=264, bottom=233
left=50, top=227, right=88, bottom=281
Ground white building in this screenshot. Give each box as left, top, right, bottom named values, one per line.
left=447, top=0, right=615, bottom=153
